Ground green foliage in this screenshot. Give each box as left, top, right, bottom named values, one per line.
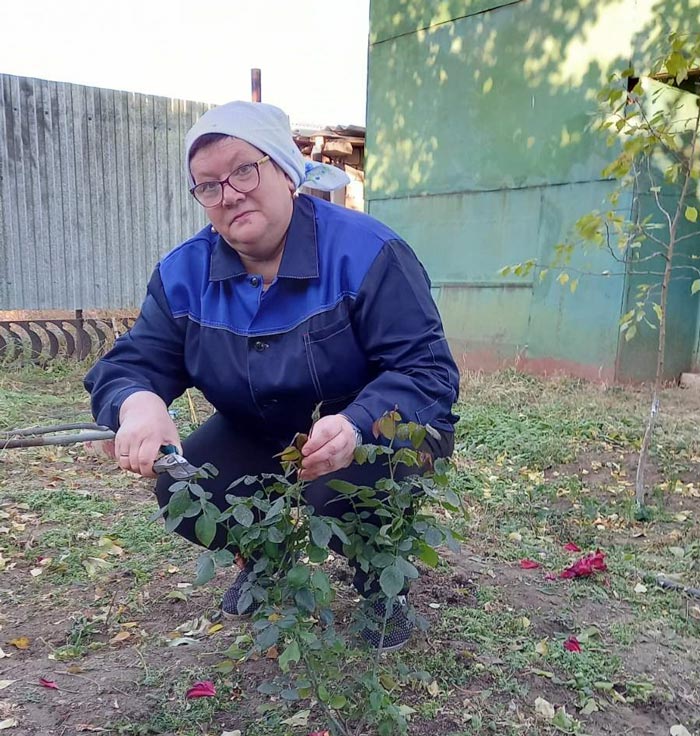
left=160, top=412, right=461, bottom=736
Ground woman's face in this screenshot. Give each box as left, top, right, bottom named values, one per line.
left=189, top=137, right=295, bottom=264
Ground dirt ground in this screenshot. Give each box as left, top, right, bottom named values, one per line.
left=1, top=368, right=700, bottom=735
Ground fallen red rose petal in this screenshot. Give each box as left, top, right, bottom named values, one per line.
left=564, top=636, right=582, bottom=652
left=544, top=572, right=557, bottom=581
left=563, top=542, right=581, bottom=552
left=560, top=550, right=607, bottom=579
left=185, top=680, right=216, bottom=699
left=308, top=732, right=331, bottom=736
left=39, top=677, right=58, bottom=689
left=520, top=559, right=540, bottom=569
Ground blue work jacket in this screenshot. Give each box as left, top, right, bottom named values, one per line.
left=85, top=194, right=459, bottom=442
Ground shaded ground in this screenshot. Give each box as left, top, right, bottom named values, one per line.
left=1, top=364, right=699, bottom=735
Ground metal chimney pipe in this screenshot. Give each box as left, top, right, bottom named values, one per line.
left=251, top=69, right=261, bottom=102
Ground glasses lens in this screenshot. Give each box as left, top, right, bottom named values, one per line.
left=227, top=163, right=260, bottom=193
left=192, top=182, right=222, bottom=207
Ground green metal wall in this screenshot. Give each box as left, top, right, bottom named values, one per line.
left=366, top=0, right=700, bottom=381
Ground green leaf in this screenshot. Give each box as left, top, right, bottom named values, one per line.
left=353, top=444, right=369, bottom=464
left=416, top=541, right=439, bottom=567
left=395, top=556, right=419, bottom=579
left=264, top=496, right=285, bottom=520
left=377, top=414, right=397, bottom=440
left=266, top=526, right=285, bottom=543
left=309, top=517, right=332, bottom=548
left=692, top=279, right=700, bottom=295
left=311, top=569, right=332, bottom=595
left=379, top=564, right=405, bottom=598
left=257, top=682, right=281, bottom=695
left=232, top=504, right=254, bottom=528
left=330, top=522, right=350, bottom=545
left=652, top=303, right=663, bottom=323
left=294, top=587, right=316, bottom=613
left=194, top=553, right=215, bottom=586
left=625, top=324, right=637, bottom=341
left=330, top=694, right=347, bottom=709
left=214, top=549, right=235, bottom=567
left=256, top=624, right=280, bottom=650
left=195, top=514, right=217, bottom=547
left=686, top=205, right=698, bottom=223
left=307, top=545, right=329, bottom=563
left=327, top=479, right=360, bottom=495
left=278, top=641, right=301, bottom=673
left=287, top=565, right=310, bottom=587
left=167, top=488, right=193, bottom=518
left=372, top=552, right=395, bottom=568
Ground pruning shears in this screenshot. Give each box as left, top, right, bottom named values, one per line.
left=0, top=423, right=200, bottom=480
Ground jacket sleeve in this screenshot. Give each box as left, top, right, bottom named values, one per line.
left=340, top=239, right=460, bottom=440
left=83, top=267, right=191, bottom=430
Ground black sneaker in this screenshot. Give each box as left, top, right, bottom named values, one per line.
left=221, top=559, right=258, bottom=617
left=360, top=595, right=413, bottom=652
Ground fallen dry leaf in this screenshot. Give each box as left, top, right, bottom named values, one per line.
left=75, top=726, right=109, bottom=733
left=208, top=623, right=223, bottom=635
left=0, top=718, right=18, bottom=730
left=9, top=637, right=30, bottom=650
left=535, top=639, right=549, bottom=656
left=185, top=680, right=216, bottom=699
left=0, top=648, right=11, bottom=659
left=670, top=726, right=692, bottom=736
left=0, top=681, right=14, bottom=690
left=29, top=568, right=43, bottom=577
left=109, top=631, right=131, bottom=644
left=534, top=696, right=555, bottom=720
left=634, top=582, right=648, bottom=594
left=427, top=680, right=439, bottom=697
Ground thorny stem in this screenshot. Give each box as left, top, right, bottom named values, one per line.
left=300, top=646, right=349, bottom=736
left=635, top=100, right=700, bottom=508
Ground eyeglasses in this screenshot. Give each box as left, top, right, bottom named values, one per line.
left=190, top=155, right=270, bottom=207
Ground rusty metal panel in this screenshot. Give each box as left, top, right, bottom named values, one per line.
left=0, top=73, right=212, bottom=310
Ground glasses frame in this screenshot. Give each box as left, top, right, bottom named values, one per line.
left=190, top=155, right=270, bottom=207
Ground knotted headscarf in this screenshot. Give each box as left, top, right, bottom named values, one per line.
left=184, top=100, right=350, bottom=192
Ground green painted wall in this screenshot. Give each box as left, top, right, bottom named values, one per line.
left=367, top=0, right=700, bottom=381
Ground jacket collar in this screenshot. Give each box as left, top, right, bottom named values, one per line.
left=209, top=194, right=319, bottom=282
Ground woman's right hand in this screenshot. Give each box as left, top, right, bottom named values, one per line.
left=114, top=391, right=182, bottom=477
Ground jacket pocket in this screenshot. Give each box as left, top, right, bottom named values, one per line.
left=304, top=316, right=369, bottom=403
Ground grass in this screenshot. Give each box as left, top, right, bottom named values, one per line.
left=1, top=362, right=700, bottom=735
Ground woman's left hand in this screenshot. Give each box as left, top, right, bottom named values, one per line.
left=299, top=414, right=358, bottom=481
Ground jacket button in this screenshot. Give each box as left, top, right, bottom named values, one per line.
left=250, top=276, right=260, bottom=287
left=254, top=340, right=268, bottom=352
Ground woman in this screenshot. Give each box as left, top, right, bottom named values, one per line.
left=85, top=101, right=459, bottom=651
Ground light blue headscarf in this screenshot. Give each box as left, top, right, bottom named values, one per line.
left=184, top=101, right=350, bottom=192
